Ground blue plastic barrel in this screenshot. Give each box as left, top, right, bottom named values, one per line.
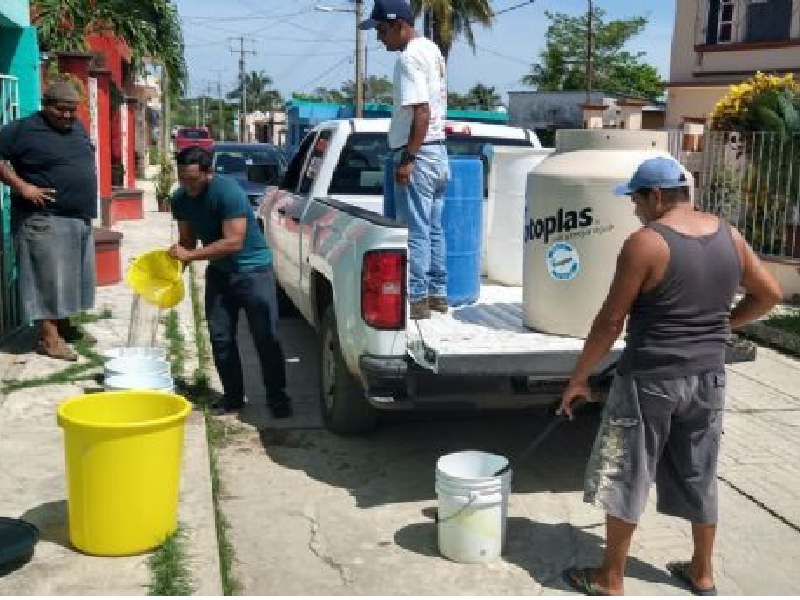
left=383, top=155, right=483, bottom=307
left=442, top=157, right=483, bottom=306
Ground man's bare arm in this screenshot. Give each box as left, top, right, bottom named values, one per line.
left=729, top=227, right=782, bottom=328
left=171, top=217, right=246, bottom=263
left=406, top=103, right=431, bottom=156
left=0, top=160, right=56, bottom=207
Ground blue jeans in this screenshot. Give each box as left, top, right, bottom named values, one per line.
left=205, top=264, right=287, bottom=405
left=393, top=144, right=450, bottom=302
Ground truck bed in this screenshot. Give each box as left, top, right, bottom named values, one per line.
left=407, top=284, right=623, bottom=377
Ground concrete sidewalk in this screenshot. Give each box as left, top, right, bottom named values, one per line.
left=0, top=180, right=222, bottom=595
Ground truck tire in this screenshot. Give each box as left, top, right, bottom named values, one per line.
left=319, top=306, right=378, bottom=434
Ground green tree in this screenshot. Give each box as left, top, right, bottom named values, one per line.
left=227, top=70, right=283, bottom=111
left=341, top=76, right=394, bottom=104
left=522, top=7, right=662, bottom=100
left=33, top=0, right=187, bottom=94
left=409, top=0, right=493, bottom=61
left=447, top=91, right=470, bottom=109
left=466, top=83, right=501, bottom=110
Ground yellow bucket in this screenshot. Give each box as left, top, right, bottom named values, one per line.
left=125, top=249, right=185, bottom=309
left=56, top=391, right=192, bottom=556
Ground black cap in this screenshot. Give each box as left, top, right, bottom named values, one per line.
left=359, top=0, right=414, bottom=29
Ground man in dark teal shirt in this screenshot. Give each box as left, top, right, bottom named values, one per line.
left=169, top=146, right=291, bottom=418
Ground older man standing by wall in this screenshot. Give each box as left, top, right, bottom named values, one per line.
left=0, top=81, right=97, bottom=361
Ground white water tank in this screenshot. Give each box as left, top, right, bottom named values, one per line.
left=522, top=130, right=693, bottom=338
left=485, top=146, right=553, bottom=285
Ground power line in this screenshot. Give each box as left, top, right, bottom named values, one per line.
left=494, top=0, right=535, bottom=16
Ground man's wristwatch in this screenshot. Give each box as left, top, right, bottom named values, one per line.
left=400, top=150, right=416, bottom=165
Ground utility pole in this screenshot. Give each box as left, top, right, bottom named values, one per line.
left=355, top=0, right=364, bottom=117
left=210, top=70, right=225, bottom=141
left=586, top=0, right=593, bottom=104
left=229, top=37, right=257, bottom=142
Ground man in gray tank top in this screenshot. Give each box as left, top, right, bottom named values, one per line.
left=559, top=156, right=782, bottom=596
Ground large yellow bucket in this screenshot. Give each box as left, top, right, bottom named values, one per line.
left=125, top=249, right=185, bottom=309
left=56, top=391, right=192, bottom=556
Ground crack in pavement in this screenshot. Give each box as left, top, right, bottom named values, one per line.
left=717, top=475, right=800, bottom=534
left=299, top=508, right=354, bottom=587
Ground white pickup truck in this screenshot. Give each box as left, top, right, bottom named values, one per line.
left=256, top=118, right=621, bottom=433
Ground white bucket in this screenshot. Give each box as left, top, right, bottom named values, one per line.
left=435, top=450, right=511, bottom=563
left=104, top=372, right=175, bottom=392
left=102, top=346, right=167, bottom=361
left=104, top=356, right=171, bottom=378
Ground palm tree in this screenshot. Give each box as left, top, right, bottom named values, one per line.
left=409, top=0, right=493, bottom=61
left=227, top=71, right=283, bottom=111
left=466, top=83, right=500, bottom=110
left=33, top=0, right=187, bottom=94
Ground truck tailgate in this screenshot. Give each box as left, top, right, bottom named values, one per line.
left=407, top=285, right=623, bottom=377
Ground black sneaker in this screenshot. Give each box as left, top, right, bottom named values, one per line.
left=209, top=399, right=244, bottom=416
left=267, top=390, right=293, bottom=419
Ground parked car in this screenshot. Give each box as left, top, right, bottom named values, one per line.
left=211, top=142, right=287, bottom=207
left=174, top=126, right=213, bottom=152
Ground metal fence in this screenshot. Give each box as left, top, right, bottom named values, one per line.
left=0, top=74, right=21, bottom=339
left=689, top=130, right=800, bottom=260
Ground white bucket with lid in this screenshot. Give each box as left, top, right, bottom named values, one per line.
left=104, top=356, right=171, bottom=378
left=104, top=372, right=175, bottom=393
left=435, top=450, right=511, bottom=563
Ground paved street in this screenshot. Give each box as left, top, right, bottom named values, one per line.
left=213, top=315, right=800, bottom=595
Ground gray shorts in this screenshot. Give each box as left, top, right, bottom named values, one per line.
left=584, top=372, right=725, bottom=525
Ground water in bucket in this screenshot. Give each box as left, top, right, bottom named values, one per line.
left=435, top=451, right=511, bottom=563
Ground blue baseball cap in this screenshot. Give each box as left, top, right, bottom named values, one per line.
left=359, top=0, right=414, bottom=29
left=612, top=156, right=688, bottom=196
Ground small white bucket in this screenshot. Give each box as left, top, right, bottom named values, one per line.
left=435, top=450, right=511, bottom=563
left=104, top=356, right=171, bottom=378
left=103, top=346, right=167, bottom=361
left=104, top=372, right=175, bottom=392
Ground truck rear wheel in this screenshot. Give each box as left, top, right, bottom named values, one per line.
left=319, top=306, right=378, bottom=434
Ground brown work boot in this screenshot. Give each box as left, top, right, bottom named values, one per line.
left=409, top=298, right=431, bottom=320
left=36, top=339, right=78, bottom=362
left=429, top=296, right=448, bottom=313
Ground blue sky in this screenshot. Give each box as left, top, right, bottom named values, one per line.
left=175, top=0, right=676, bottom=102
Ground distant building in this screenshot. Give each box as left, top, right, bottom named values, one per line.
left=666, top=0, right=800, bottom=127
left=508, top=90, right=666, bottom=144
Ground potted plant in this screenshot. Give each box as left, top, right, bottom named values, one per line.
left=155, top=154, right=174, bottom=212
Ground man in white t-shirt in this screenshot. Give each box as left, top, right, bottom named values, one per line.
left=361, top=0, right=450, bottom=320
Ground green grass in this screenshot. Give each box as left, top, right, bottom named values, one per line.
left=1, top=337, right=104, bottom=393
left=70, top=308, right=114, bottom=325
left=147, top=526, right=194, bottom=596
left=186, top=263, right=239, bottom=595
left=164, top=309, right=185, bottom=378
left=764, top=309, right=800, bottom=335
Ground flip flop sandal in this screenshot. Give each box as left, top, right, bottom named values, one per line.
left=36, top=341, right=78, bottom=362
left=562, top=567, right=610, bottom=596
left=666, top=562, right=718, bottom=596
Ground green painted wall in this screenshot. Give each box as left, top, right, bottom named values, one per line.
left=0, top=26, right=40, bottom=117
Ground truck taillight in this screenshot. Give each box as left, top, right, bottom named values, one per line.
left=361, top=250, right=405, bottom=330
